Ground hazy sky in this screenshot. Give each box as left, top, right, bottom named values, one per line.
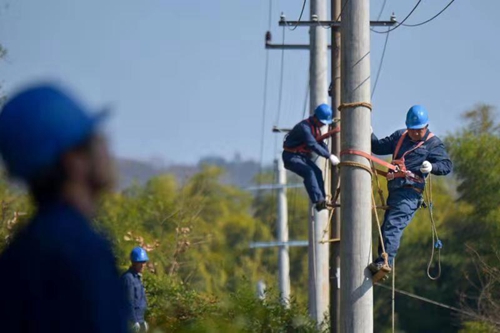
left=0, top=0, right=498, bottom=165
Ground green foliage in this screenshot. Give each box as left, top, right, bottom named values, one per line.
left=2, top=104, right=500, bottom=332
left=90, top=165, right=318, bottom=331
left=459, top=321, right=497, bottom=333
left=141, top=274, right=320, bottom=333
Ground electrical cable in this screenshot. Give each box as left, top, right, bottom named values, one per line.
left=371, top=0, right=422, bottom=34
left=371, top=28, right=390, bottom=98
left=283, top=0, right=307, bottom=31
left=402, top=0, right=456, bottom=27
left=257, top=0, right=274, bottom=186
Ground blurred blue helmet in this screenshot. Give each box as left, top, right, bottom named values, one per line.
left=0, top=84, right=107, bottom=181
left=314, top=104, right=333, bottom=125
left=405, top=105, right=429, bottom=129
left=130, top=247, right=149, bottom=263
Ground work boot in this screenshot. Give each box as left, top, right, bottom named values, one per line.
left=315, top=200, right=332, bottom=211
left=368, top=262, right=385, bottom=274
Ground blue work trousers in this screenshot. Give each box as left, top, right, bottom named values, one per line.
left=282, top=151, right=325, bottom=203
left=375, top=188, right=423, bottom=266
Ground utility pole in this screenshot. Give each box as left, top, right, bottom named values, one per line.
left=340, top=0, right=373, bottom=332
left=309, top=0, right=329, bottom=326
left=276, top=158, right=291, bottom=307
left=330, top=0, right=342, bottom=331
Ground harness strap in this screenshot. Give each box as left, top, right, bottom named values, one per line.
left=283, top=119, right=340, bottom=154
left=340, top=149, right=397, bottom=171
left=341, top=131, right=435, bottom=181
left=394, top=131, right=435, bottom=160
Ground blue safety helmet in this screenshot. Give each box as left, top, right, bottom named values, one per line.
left=0, top=84, right=107, bottom=181
left=405, top=105, right=429, bottom=129
left=130, top=247, right=149, bottom=263
left=314, top=104, right=333, bottom=125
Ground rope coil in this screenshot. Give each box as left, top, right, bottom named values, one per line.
left=338, top=102, right=373, bottom=112
left=425, top=175, right=442, bottom=280
left=338, top=161, right=373, bottom=176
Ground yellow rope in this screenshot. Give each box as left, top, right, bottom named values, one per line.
left=371, top=189, right=388, bottom=267
left=337, top=102, right=373, bottom=112
left=338, top=161, right=373, bottom=176
left=392, top=259, right=396, bottom=333
left=425, top=174, right=442, bottom=280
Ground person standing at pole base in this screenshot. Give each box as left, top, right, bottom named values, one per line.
left=122, top=247, right=150, bottom=332
left=369, top=105, right=452, bottom=273
left=282, top=104, right=340, bottom=211
left=0, top=83, right=127, bottom=332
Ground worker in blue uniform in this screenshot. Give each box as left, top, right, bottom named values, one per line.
left=283, top=104, right=340, bottom=211
left=369, top=105, right=452, bottom=273
left=122, top=247, right=150, bottom=332
left=0, top=84, right=127, bottom=332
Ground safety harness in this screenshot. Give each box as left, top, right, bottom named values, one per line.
left=341, top=130, right=434, bottom=183
left=283, top=118, right=340, bottom=154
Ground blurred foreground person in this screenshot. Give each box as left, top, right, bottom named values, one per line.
left=0, top=84, right=127, bottom=332
left=122, top=247, right=150, bottom=332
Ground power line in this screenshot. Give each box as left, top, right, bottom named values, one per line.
left=275, top=26, right=286, bottom=128
left=375, top=283, right=500, bottom=326
left=402, top=0, right=456, bottom=27
left=283, top=0, right=307, bottom=31
left=376, top=0, right=387, bottom=21
left=273, top=26, right=286, bottom=157
left=258, top=0, right=274, bottom=185
left=371, top=0, right=422, bottom=34
left=302, top=78, right=309, bottom=119
left=371, top=29, right=390, bottom=99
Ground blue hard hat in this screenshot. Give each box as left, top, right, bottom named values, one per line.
left=0, top=84, right=107, bottom=181
left=314, top=104, right=333, bottom=125
left=405, top=105, right=429, bottom=129
left=130, top=247, right=149, bottom=263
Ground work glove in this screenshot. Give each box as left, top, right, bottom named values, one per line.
left=144, top=322, right=149, bottom=332
left=420, top=161, right=432, bottom=174
left=132, top=322, right=141, bottom=332
left=329, top=154, right=340, bottom=166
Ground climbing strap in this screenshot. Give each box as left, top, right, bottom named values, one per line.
left=337, top=161, right=373, bottom=176
left=424, top=174, right=442, bottom=280
left=371, top=187, right=390, bottom=270
left=337, top=102, right=373, bottom=112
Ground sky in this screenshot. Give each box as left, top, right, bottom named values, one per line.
left=0, top=0, right=498, bottom=166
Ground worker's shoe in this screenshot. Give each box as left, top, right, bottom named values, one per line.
left=368, top=262, right=385, bottom=274
left=315, top=200, right=332, bottom=211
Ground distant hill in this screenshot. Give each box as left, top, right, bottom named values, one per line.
left=116, top=155, right=265, bottom=190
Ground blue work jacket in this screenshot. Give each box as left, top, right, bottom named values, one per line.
left=283, top=117, right=330, bottom=158
left=0, top=201, right=128, bottom=333
left=122, top=269, right=147, bottom=323
left=372, top=129, right=452, bottom=191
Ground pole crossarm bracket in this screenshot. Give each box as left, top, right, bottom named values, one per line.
left=266, top=42, right=332, bottom=50
left=279, top=18, right=397, bottom=28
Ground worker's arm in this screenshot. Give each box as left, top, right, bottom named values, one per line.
left=302, top=123, right=331, bottom=158
left=426, top=139, right=453, bottom=176
left=122, top=274, right=138, bottom=324
left=371, top=131, right=400, bottom=156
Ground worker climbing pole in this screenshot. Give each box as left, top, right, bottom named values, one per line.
left=341, top=105, right=452, bottom=281
left=282, top=104, right=341, bottom=211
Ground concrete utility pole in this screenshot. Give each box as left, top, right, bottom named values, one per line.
left=276, top=158, right=291, bottom=307
left=340, top=0, right=373, bottom=332
left=309, top=0, right=330, bottom=325
left=330, top=0, right=342, bottom=331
